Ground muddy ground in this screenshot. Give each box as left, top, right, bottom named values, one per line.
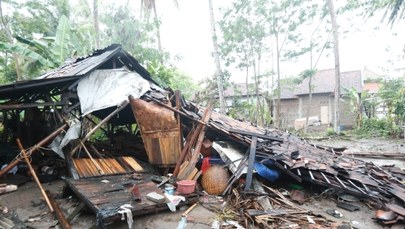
left=0, top=137, right=404, bottom=229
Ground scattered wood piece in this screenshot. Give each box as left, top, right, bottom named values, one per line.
left=0, top=184, right=17, bottom=194
left=186, top=168, right=198, bottom=181
left=177, top=161, right=190, bottom=180
left=0, top=215, right=15, bottom=229
left=46, top=190, right=71, bottom=229
left=180, top=104, right=213, bottom=180
left=16, top=139, right=54, bottom=213
left=336, top=202, right=360, bottom=212
left=66, top=202, right=85, bottom=223
left=192, top=170, right=202, bottom=181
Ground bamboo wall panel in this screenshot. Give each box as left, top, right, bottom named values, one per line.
left=129, top=98, right=181, bottom=165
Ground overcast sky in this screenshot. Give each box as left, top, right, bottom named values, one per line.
left=156, top=0, right=405, bottom=82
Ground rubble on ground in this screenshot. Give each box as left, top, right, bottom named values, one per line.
left=0, top=45, right=404, bottom=228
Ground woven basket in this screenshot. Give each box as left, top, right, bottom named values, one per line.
left=201, top=166, right=229, bottom=195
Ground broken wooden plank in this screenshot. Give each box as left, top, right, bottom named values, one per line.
left=229, top=128, right=284, bottom=142
left=66, top=202, right=85, bottom=223
left=180, top=104, right=213, bottom=179
left=186, top=168, right=198, bottom=180
left=192, top=170, right=202, bottom=181
left=46, top=190, right=71, bottom=229
left=0, top=101, right=68, bottom=110
left=173, top=128, right=201, bottom=178
left=175, top=90, right=183, bottom=150
left=245, top=136, right=258, bottom=191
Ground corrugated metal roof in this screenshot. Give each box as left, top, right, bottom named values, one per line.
left=38, top=44, right=121, bottom=79
left=0, top=44, right=156, bottom=101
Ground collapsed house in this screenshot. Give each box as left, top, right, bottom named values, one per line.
left=0, top=44, right=404, bottom=228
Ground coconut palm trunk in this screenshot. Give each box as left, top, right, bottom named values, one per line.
left=208, top=0, right=226, bottom=114
left=327, top=0, right=341, bottom=133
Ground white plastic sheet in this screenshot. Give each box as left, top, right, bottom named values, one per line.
left=49, top=120, right=81, bottom=158
left=77, top=68, right=158, bottom=115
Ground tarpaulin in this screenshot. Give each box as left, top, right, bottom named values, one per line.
left=77, top=68, right=159, bottom=115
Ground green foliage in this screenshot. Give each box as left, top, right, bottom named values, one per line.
left=326, top=127, right=335, bottom=136
left=0, top=41, right=55, bottom=68
left=299, top=68, right=317, bottom=80
left=219, top=0, right=266, bottom=70
left=354, top=118, right=400, bottom=138
left=351, top=78, right=405, bottom=138
left=169, top=72, right=200, bottom=100
left=228, top=99, right=255, bottom=121
left=379, top=78, right=405, bottom=125
left=0, top=0, right=172, bottom=84
left=345, top=0, right=405, bottom=24
left=146, top=61, right=200, bottom=99
left=342, top=87, right=366, bottom=128
left=101, top=4, right=167, bottom=66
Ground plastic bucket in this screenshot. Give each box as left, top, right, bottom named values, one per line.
left=176, top=180, right=196, bottom=195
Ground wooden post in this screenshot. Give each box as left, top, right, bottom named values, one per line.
left=46, top=190, right=72, bottom=229
left=0, top=123, right=68, bottom=177
left=175, top=90, right=183, bottom=150
left=16, top=139, right=54, bottom=213
left=245, top=136, right=258, bottom=191
left=69, top=100, right=128, bottom=156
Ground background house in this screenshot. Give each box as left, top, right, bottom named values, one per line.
left=278, top=69, right=363, bottom=130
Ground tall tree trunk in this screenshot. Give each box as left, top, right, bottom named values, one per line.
left=93, top=0, right=100, bottom=49
left=275, top=32, right=281, bottom=128
left=208, top=0, right=226, bottom=114
left=258, top=55, right=264, bottom=126
left=304, top=76, right=313, bottom=133
left=245, top=65, right=249, bottom=104
left=327, top=0, right=341, bottom=133
left=304, top=44, right=314, bottom=133
left=0, top=0, right=22, bottom=81
left=253, top=58, right=259, bottom=125
left=152, top=2, right=163, bottom=55
left=140, top=0, right=144, bottom=20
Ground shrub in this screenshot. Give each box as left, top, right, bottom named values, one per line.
left=355, top=118, right=401, bottom=138
left=326, top=127, right=335, bottom=136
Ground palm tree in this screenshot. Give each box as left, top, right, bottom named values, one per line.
left=208, top=0, right=226, bottom=114
left=385, top=0, right=405, bottom=23
left=140, top=0, right=179, bottom=56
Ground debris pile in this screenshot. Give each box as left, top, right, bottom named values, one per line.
left=0, top=44, right=404, bottom=228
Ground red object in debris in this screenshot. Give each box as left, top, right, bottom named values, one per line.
left=131, top=184, right=141, bottom=201
left=176, top=180, right=196, bottom=195
left=201, top=157, right=210, bottom=174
